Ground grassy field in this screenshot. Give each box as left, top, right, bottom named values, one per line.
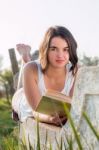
left=0, top=98, right=18, bottom=150
left=0, top=98, right=98, bottom=150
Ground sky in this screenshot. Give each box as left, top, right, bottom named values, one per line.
left=0, top=0, right=99, bottom=69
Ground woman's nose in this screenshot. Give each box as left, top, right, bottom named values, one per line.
left=57, top=50, right=63, bottom=57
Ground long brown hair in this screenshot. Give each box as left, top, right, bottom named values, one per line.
left=39, top=26, right=78, bottom=75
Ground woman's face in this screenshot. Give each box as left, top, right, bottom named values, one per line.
left=48, top=36, right=70, bottom=68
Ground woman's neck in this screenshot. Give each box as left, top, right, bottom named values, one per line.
left=44, top=65, right=66, bottom=79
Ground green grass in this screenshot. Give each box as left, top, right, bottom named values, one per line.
left=0, top=98, right=99, bottom=150
left=0, top=98, right=18, bottom=149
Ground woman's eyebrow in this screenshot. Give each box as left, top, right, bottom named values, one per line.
left=64, top=46, right=69, bottom=49
left=49, top=46, right=57, bottom=48
left=49, top=46, right=69, bottom=49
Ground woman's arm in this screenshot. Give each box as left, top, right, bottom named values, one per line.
left=33, top=111, right=67, bottom=126
left=23, top=62, right=41, bottom=110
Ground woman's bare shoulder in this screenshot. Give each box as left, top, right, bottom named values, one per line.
left=23, top=61, right=38, bottom=79
left=24, top=61, right=37, bottom=70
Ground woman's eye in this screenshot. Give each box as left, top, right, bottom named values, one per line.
left=50, top=47, right=56, bottom=51
left=64, top=48, right=69, bottom=52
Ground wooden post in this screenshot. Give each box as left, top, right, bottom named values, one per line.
left=8, top=48, right=19, bottom=75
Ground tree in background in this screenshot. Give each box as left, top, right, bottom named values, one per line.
left=0, top=69, right=14, bottom=103
left=80, top=55, right=99, bottom=66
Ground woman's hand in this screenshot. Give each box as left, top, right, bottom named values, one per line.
left=49, top=115, right=67, bottom=126
left=33, top=111, right=67, bottom=126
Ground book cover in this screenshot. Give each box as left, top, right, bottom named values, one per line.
left=35, top=89, right=71, bottom=116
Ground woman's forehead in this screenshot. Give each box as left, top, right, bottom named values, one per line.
left=50, top=36, right=68, bottom=47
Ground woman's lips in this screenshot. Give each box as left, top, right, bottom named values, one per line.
left=56, top=60, right=65, bottom=63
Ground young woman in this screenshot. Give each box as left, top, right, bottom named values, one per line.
left=12, top=26, right=78, bottom=126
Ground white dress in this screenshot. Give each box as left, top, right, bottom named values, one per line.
left=12, top=60, right=74, bottom=122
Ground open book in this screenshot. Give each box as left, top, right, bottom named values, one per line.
left=35, top=89, right=71, bottom=116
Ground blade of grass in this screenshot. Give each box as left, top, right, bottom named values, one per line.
left=49, top=140, right=53, bottom=150
left=64, top=132, right=73, bottom=150
left=43, top=129, right=48, bottom=150
left=83, top=112, right=99, bottom=140
left=63, top=103, right=83, bottom=150
left=36, top=120, right=41, bottom=150
left=20, top=139, right=28, bottom=150
left=21, top=125, right=27, bottom=150
left=66, top=136, right=73, bottom=150
left=28, top=134, right=34, bottom=150
left=55, top=134, right=60, bottom=149
left=60, top=136, right=63, bottom=150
